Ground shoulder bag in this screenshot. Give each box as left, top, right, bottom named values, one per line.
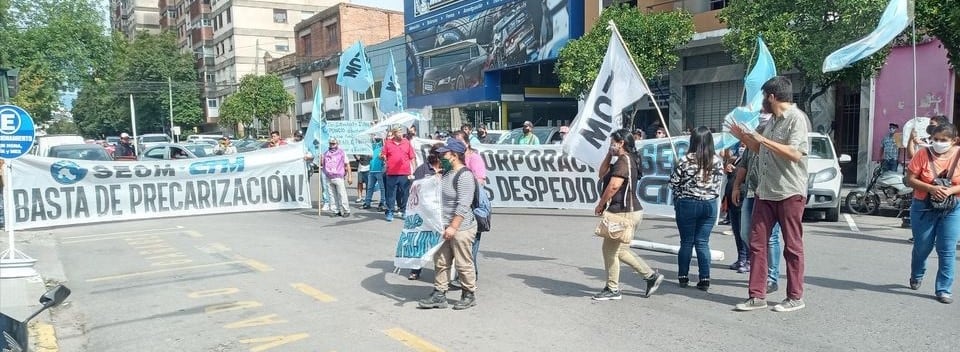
left=925, top=148, right=960, bottom=211
left=595, top=156, right=637, bottom=244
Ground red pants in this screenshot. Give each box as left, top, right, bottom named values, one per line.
left=748, top=195, right=806, bottom=299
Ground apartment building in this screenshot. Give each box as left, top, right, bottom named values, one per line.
left=110, top=0, right=161, bottom=38
left=267, top=3, right=403, bottom=131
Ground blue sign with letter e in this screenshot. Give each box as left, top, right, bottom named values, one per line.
left=0, top=104, right=36, bottom=159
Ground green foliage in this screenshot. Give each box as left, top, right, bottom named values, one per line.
left=10, top=64, right=58, bottom=121
left=218, top=74, right=295, bottom=134
left=556, top=4, right=694, bottom=98
left=72, top=32, right=203, bottom=138
left=719, top=0, right=892, bottom=109
left=46, top=118, right=80, bottom=135
left=916, top=0, right=960, bottom=69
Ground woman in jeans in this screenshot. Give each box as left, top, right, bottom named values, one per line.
left=669, top=126, right=725, bottom=291
left=904, top=123, right=960, bottom=304
left=592, top=129, right=665, bottom=301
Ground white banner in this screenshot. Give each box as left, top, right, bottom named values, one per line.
left=413, top=137, right=693, bottom=218
left=8, top=145, right=312, bottom=229
left=562, top=26, right=650, bottom=169
left=393, top=176, right=443, bottom=269
left=327, top=120, right=374, bottom=155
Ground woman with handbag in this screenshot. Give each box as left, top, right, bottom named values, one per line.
left=592, top=129, right=665, bottom=301
left=669, top=126, right=725, bottom=291
left=904, top=123, right=960, bottom=304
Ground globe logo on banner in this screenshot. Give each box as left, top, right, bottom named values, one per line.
left=50, top=160, right=87, bottom=185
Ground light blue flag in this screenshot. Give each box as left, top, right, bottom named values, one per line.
left=303, top=81, right=326, bottom=162
left=822, top=0, right=910, bottom=73
left=337, top=41, right=375, bottom=93
left=744, top=36, right=777, bottom=112
left=379, top=52, right=404, bottom=115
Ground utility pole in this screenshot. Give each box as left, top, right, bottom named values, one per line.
left=168, top=77, right=176, bottom=142
left=254, top=39, right=260, bottom=75
left=130, top=94, right=139, bottom=155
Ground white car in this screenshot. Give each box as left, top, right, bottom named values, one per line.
left=805, top=132, right=852, bottom=222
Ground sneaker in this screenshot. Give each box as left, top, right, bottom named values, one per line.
left=767, top=282, right=779, bottom=294
left=361, top=204, right=371, bottom=209
left=728, top=261, right=743, bottom=270
left=697, top=279, right=710, bottom=292
left=936, top=294, right=953, bottom=304
left=678, top=276, right=689, bottom=288
left=909, top=278, right=921, bottom=290
left=773, top=298, right=805, bottom=312
left=644, top=273, right=664, bottom=297
left=737, top=263, right=750, bottom=274
left=452, top=291, right=477, bottom=310
left=385, top=212, right=394, bottom=222
left=417, top=290, right=448, bottom=309
left=342, top=211, right=351, bottom=218
left=591, top=287, right=622, bottom=301
left=734, top=298, right=768, bottom=311
left=321, top=204, right=332, bottom=212
left=721, top=230, right=734, bottom=236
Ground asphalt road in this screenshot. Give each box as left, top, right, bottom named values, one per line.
left=16, top=204, right=958, bottom=352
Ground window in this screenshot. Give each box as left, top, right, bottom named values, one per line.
left=273, top=9, right=287, bottom=23
left=226, top=7, right=231, bottom=23
left=275, top=37, right=289, bottom=52
left=354, top=81, right=381, bottom=101
left=207, top=98, right=218, bottom=108
left=301, top=34, right=312, bottom=56
left=228, top=36, right=233, bottom=51
left=144, top=147, right=167, bottom=160
left=205, top=73, right=215, bottom=83
left=201, top=18, right=212, bottom=27
left=302, top=81, right=313, bottom=100
left=325, top=76, right=340, bottom=96
left=710, top=0, right=728, bottom=10
left=325, top=22, right=339, bottom=48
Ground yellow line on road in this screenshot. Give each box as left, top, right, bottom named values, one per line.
left=61, top=231, right=181, bottom=244
left=383, top=328, right=444, bottom=352
left=29, top=322, right=59, bottom=351
left=61, top=227, right=184, bottom=239
left=226, top=254, right=274, bottom=272
left=84, top=261, right=245, bottom=282
left=290, top=283, right=337, bottom=303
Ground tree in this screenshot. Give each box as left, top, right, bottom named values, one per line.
left=556, top=4, right=695, bottom=98
left=72, top=32, right=203, bottom=137
left=719, top=0, right=892, bottom=112
left=218, top=74, right=295, bottom=136
left=916, top=0, right=960, bottom=69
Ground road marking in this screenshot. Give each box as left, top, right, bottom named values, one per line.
left=226, top=254, right=274, bottom=272
left=188, top=288, right=239, bottom=298
left=844, top=214, right=861, bottom=233
left=29, top=322, right=59, bottom=352
left=290, top=283, right=337, bottom=303
left=61, top=226, right=184, bottom=240
left=61, top=231, right=181, bottom=244
left=205, top=301, right=264, bottom=314
left=238, top=333, right=309, bottom=352
left=196, top=242, right=231, bottom=254
left=224, top=314, right=288, bottom=329
left=383, top=328, right=444, bottom=352
left=84, top=261, right=245, bottom=282
left=184, top=230, right=204, bottom=238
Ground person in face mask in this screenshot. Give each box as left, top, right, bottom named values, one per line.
left=517, top=121, right=540, bottom=145
left=904, top=122, right=960, bottom=304
left=908, top=115, right=950, bottom=158
left=881, top=123, right=901, bottom=172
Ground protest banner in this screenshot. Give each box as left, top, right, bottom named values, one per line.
left=9, top=145, right=311, bottom=229
left=326, top=120, right=374, bottom=155
left=394, top=176, right=443, bottom=269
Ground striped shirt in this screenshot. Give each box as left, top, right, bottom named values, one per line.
left=442, top=167, right=477, bottom=230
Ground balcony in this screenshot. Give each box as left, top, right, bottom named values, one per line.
left=643, top=0, right=726, bottom=33
left=266, top=53, right=304, bottom=74
left=189, top=1, right=211, bottom=19
left=191, top=27, right=213, bottom=42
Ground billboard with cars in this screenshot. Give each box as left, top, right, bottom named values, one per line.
left=404, top=0, right=581, bottom=101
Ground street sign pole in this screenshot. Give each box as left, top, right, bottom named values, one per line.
left=0, top=104, right=38, bottom=278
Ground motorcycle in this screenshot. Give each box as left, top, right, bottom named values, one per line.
left=846, top=163, right=913, bottom=216
left=1, top=285, right=70, bottom=352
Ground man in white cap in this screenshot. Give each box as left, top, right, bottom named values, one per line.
left=321, top=138, right=352, bottom=217
left=115, top=132, right=136, bottom=158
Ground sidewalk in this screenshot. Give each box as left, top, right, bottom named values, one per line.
left=0, top=231, right=69, bottom=351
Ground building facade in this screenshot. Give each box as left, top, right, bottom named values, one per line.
left=111, top=0, right=162, bottom=38
left=403, top=0, right=586, bottom=132
left=266, top=3, right=404, bottom=136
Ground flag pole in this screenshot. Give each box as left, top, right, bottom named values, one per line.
left=608, top=21, right=679, bottom=161
left=910, top=1, right=917, bottom=122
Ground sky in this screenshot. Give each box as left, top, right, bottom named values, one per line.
left=349, top=0, right=404, bottom=12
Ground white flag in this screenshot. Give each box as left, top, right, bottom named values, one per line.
left=562, top=25, right=650, bottom=169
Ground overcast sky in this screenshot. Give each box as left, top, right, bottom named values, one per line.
left=349, top=0, right=404, bottom=12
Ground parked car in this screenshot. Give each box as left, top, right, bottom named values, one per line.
left=497, top=126, right=562, bottom=145
left=140, top=143, right=198, bottom=160
left=474, top=130, right=506, bottom=144
left=420, top=39, right=490, bottom=94
left=46, top=144, right=113, bottom=161
left=179, top=143, right=214, bottom=158
left=31, top=134, right=86, bottom=157
left=805, top=132, right=852, bottom=222
left=138, top=133, right=172, bottom=152
left=105, top=136, right=120, bottom=146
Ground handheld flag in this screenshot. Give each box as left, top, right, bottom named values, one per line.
left=303, top=81, right=326, bottom=162
left=379, top=52, right=404, bottom=114
left=744, top=36, right=777, bottom=112
left=562, top=23, right=651, bottom=169
left=822, top=0, right=910, bottom=73
left=337, top=41, right=375, bottom=92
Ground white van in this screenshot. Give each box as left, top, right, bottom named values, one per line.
left=31, top=135, right=86, bottom=157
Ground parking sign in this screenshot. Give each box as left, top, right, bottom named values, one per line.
left=0, top=105, right=36, bottom=159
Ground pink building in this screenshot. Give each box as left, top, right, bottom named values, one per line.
left=872, top=39, right=956, bottom=161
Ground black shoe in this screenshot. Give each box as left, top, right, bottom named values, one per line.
left=644, top=273, right=664, bottom=297
left=766, top=282, right=779, bottom=294
left=342, top=212, right=351, bottom=218
left=697, top=279, right=710, bottom=291
left=720, top=219, right=731, bottom=225
left=361, top=204, right=371, bottom=209
left=591, top=286, right=622, bottom=301
left=417, top=290, right=448, bottom=309
left=909, top=278, right=921, bottom=290
left=452, top=291, right=477, bottom=310
left=678, top=276, right=689, bottom=288
left=908, top=237, right=914, bottom=243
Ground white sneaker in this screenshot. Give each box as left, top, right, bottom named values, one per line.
left=321, top=203, right=332, bottom=212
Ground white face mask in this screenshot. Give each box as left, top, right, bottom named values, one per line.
left=932, top=141, right=952, bottom=154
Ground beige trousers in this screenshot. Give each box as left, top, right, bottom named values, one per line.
left=601, top=211, right=654, bottom=290
left=434, top=227, right=478, bottom=293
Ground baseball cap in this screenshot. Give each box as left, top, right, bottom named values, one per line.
left=329, top=138, right=339, bottom=144
left=436, top=137, right=466, bottom=154
left=120, top=132, right=130, bottom=138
